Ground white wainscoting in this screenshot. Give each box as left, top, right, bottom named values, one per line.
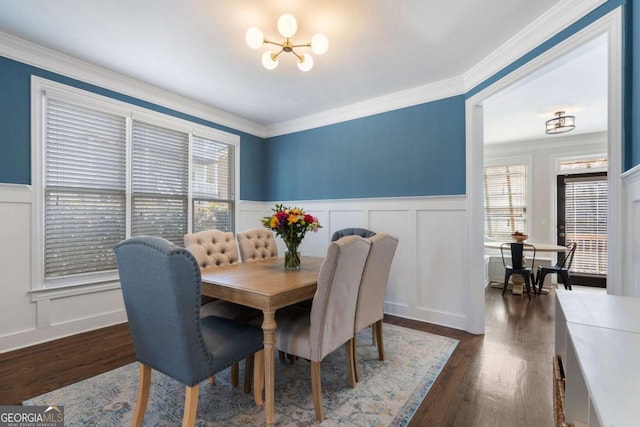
left=262, top=196, right=469, bottom=330
left=0, top=190, right=470, bottom=353
left=623, top=167, right=640, bottom=297
left=0, top=184, right=128, bottom=352
left=8, top=176, right=640, bottom=353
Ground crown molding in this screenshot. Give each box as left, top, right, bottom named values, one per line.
left=0, top=31, right=267, bottom=138
left=265, top=76, right=465, bottom=138
left=462, top=0, right=607, bottom=92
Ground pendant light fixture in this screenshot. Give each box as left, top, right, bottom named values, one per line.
left=246, top=14, right=328, bottom=72
left=545, top=111, right=576, bottom=134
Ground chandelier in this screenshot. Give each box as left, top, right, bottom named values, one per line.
left=545, top=111, right=576, bottom=134
left=245, top=14, right=328, bottom=72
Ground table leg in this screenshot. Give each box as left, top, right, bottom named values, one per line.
left=262, top=310, right=276, bottom=426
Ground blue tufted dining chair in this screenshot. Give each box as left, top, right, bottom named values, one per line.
left=114, top=236, right=264, bottom=427
left=184, top=229, right=262, bottom=392
left=331, top=227, right=376, bottom=242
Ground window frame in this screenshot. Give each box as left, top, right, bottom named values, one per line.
left=483, top=155, right=532, bottom=241
left=30, top=77, right=240, bottom=299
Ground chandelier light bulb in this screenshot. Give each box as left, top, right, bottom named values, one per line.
left=261, top=51, right=279, bottom=70
left=297, top=53, right=314, bottom=72
left=245, top=27, right=264, bottom=49
left=277, top=14, right=297, bottom=38
left=311, top=33, right=329, bottom=55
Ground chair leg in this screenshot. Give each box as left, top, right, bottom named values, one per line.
left=502, top=271, right=511, bottom=296
left=371, top=324, right=376, bottom=346
left=353, top=334, right=360, bottom=383
left=523, top=274, right=531, bottom=300
left=345, top=339, right=356, bottom=388
left=559, top=270, right=573, bottom=290
left=375, top=319, right=385, bottom=361
left=182, top=384, right=199, bottom=427
left=231, top=362, right=239, bottom=388
left=311, top=361, right=324, bottom=421
left=132, top=363, right=151, bottom=427
left=253, top=350, right=264, bottom=406
left=538, top=271, right=548, bottom=294
left=244, top=355, right=254, bottom=394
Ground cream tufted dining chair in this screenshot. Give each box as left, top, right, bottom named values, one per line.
left=184, top=229, right=239, bottom=268
left=184, top=229, right=261, bottom=391
left=237, top=228, right=278, bottom=263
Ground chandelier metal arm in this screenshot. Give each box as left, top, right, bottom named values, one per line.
left=289, top=42, right=312, bottom=49
left=263, top=38, right=284, bottom=48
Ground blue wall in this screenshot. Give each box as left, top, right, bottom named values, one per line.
left=0, top=55, right=266, bottom=200
left=0, top=0, right=636, bottom=202
left=264, top=96, right=466, bottom=201
left=630, top=0, right=640, bottom=168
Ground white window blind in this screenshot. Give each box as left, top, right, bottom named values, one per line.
left=191, top=135, right=235, bottom=232
left=131, top=121, right=189, bottom=246
left=483, top=164, right=527, bottom=240
left=37, top=79, right=239, bottom=290
left=45, top=99, right=127, bottom=278
left=565, top=175, right=608, bottom=275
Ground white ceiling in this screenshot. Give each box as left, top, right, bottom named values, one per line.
left=0, top=0, right=604, bottom=141
left=483, top=34, right=608, bottom=144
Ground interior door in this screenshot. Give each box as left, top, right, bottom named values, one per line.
left=557, top=172, right=607, bottom=288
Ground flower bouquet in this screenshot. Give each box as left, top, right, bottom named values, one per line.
left=260, top=204, right=322, bottom=269
left=512, top=231, right=528, bottom=243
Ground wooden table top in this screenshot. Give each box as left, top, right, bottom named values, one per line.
left=484, top=241, right=567, bottom=252
left=200, top=256, right=324, bottom=311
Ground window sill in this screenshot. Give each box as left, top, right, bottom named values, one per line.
left=30, top=279, right=121, bottom=302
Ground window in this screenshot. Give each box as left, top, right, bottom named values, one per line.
left=483, top=163, right=527, bottom=241
left=191, top=135, right=235, bottom=233
left=33, top=77, right=239, bottom=291
left=564, top=174, right=608, bottom=275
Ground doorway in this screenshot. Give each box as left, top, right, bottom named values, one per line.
left=557, top=171, right=608, bottom=287
left=465, top=9, right=623, bottom=334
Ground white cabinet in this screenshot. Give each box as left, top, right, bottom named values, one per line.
left=555, top=291, right=640, bottom=426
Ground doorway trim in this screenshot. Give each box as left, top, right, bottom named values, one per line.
left=465, top=8, right=623, bottom=334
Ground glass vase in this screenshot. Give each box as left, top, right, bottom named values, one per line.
left=284, top=241, right=301, bottom=270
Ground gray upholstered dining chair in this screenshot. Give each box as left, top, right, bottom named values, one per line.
left=114, top=236, right=264, bottom=427
left=331, top=227, right=376, bottom=242
left=274, top=235, right=371, bottom=421
left=294, top=227, right=376, bottom=312
left=237, top=228, right=279, bottom=263
left=352, top=233, right=399, bottom=382
left=184, top=229, right=262, bottom=391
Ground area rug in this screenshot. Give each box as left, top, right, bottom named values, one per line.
left=24, top=324, right=458, bottom=426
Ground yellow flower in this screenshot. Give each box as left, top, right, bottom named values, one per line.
left=291, top=208, right=301, bottom=215
left=270, top=216, right=278, bottom=228
left=288, top=214, right=299, bottom=225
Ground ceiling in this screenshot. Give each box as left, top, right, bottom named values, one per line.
left=0, top=0, right=605, bottom=141
left=483, top=34, right=608, bottom=144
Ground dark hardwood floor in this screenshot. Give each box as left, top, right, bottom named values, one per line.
left=0, top=286, right=555, bottom=426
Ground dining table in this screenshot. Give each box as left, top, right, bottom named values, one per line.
left=484, top=241, right=567, bottom=295
left=200, top=255, right=324, bottom=426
